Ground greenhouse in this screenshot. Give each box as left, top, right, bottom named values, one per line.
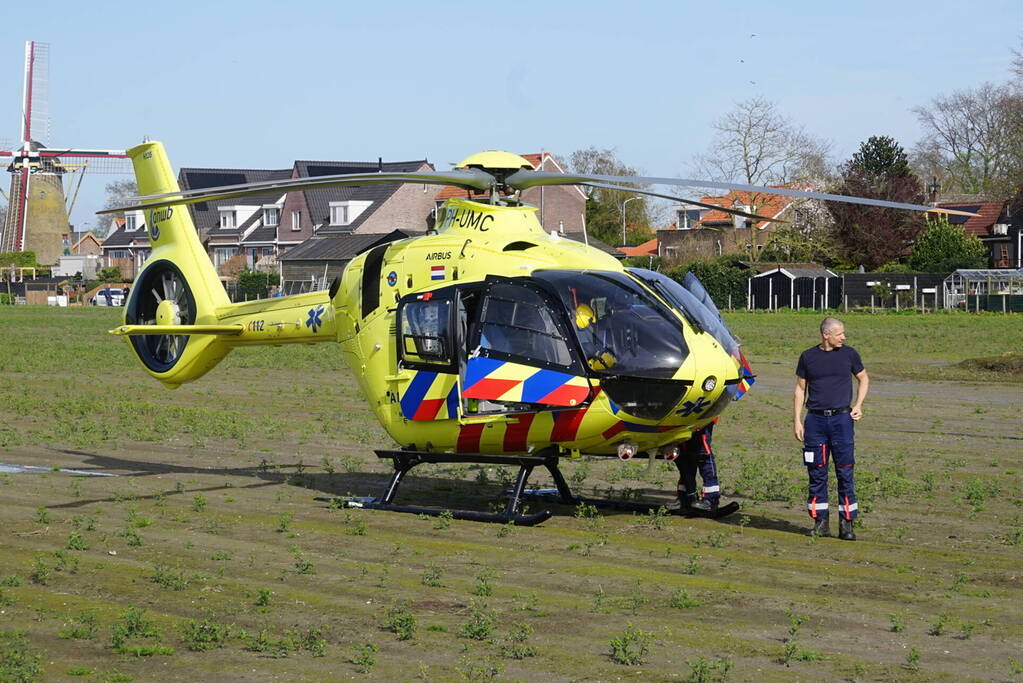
left=942, top=269, right=1023, bottom=311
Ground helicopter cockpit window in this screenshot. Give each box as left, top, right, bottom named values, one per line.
left=400, top=299, right=452, bottom=365
left=477, top=284, right=573, bottom=368
left=627, top=268, right=740, bottom=357
left=532, top=270, right=689, bottom=380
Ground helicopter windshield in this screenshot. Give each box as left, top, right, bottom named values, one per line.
left=532, top=270, right=688, bottom=380
left=627, top=268, right=740, bottom=358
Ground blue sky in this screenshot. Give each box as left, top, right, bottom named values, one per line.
left=1, top=0, right=1020, bottom=228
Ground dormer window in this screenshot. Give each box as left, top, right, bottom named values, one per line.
left=263, top=206, right=280, bottom=226
left=219, top=209, right=237, bottom=230
left=330, top=204, right=349, bottom=226
left=329, top=200, right=372, bottom=227
left=125, top=214, right=138, bottom=231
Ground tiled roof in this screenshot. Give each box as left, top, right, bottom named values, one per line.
left=279, top=230, right=410, bottom=262
left=242, top=226, right=278, bottom=243
left=618, top=237, right=658, bottom=257
left=101, top=223, right=149, bottom=248
left=296, top=160, right=431, bottom=233
left=180, top=167, right=292, bottom=237
left=937, top=200, right=1007, bottom=237
left=693, top=187, right=795, bottom=229
left=755, top=266, right=835, bottom=279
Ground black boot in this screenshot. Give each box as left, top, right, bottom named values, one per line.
left=667, top=489, right=698, bottom=513
left=839, top=517, right=856, bottom=541
left=691, top=498, right=718, bottom=512
left=808, top=514, right=830, bottom=537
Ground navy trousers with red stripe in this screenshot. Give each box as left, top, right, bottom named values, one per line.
left=803, top=412, right=857, bottom=520
left=675, top=423, right=721, bottom=504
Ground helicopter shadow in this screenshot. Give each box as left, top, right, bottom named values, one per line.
left=714, top=509, right=809, bottom=535
left=42, top=448, right=545, bottom=516
left=46, top=449, right=807, bottom=531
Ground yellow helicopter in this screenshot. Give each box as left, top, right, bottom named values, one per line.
left=105, top=142, right=968, bottom=524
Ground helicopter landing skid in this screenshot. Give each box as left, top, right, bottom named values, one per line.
left=333, top=450, right=566, bottom=526
left=329, top=449, right=738, bottom=525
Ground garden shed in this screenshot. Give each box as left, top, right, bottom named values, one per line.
left=748, top=266, right=840, bottom=310
left=943, top=269, right=1023, bottom=312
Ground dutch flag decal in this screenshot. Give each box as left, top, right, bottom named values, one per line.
left=430, top=265, right=445, bottom=281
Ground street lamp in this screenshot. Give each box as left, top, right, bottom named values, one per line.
left=622, top=196, right=643, bottom=246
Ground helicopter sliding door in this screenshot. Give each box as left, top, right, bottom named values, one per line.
left=460, top=281, right=591, bottom=415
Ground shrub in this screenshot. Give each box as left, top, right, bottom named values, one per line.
left=181, top=615, right=232, bottom=651
left=609, top=624, right=651, bottom=665
left=383, top=601, right=417, bottom=641
left=459, top=601, right=496, bottom=641
left=0, top=630, right=43, bottom=682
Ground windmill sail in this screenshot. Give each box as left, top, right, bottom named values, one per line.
left=0, top=41, right=130, bottom=264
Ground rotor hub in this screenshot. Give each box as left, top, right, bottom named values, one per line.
left=155, top=298, right=180, bottom=326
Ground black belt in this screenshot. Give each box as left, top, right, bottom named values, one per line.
left=808, top=407, right=851, bottom=416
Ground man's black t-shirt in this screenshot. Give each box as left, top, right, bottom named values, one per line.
left=796, top=345, right=864, bottom=411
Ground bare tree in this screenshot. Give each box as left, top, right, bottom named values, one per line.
left=1012, top=34, right=1023, bottom=80
left=912, top=82, right=1023, bottom=198
left=92, top=179, right=138, bottom=237
left=692, top=96, right=832, bottom=187
left=690, top=97, right=832, bottom=260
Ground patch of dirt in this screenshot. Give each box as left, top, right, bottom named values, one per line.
left=958, top=352, right=1023, bottom=376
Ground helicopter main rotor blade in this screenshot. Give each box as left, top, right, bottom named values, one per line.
left=98, top=168, right=496, bottom=215
left=580, top=181, right=788, bottom=224
left=506, top=171, right=979, bottom=217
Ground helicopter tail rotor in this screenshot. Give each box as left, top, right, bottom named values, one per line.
left=116, top=142, right=233, bottom=387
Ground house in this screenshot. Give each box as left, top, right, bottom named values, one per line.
left=179, top=166, right=293, bottom=273
left=70, top=231, right=102, bottom=257
left=434, top=153, right=587, bottom=234
left=99, top=214, right=151, bottom=279
left=937, top=197, right=1018, bottom=269
left=659, top=188, right=796, bottom=262
left=180, top=159, right=441, bottom=276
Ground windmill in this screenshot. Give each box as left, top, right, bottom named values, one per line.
left=0, top=41, right=131, bottom=265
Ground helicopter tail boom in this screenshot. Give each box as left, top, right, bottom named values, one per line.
left=115, top=142, right=335, bottom=389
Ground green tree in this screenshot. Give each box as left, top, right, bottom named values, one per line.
left=0, top=251, right=38, bottom=268
left=759, top=225, right=840, bottom=265
left=907, top=217, right=987, bottom=272
left=569, top=147, right=650, bottom=246
left=829, top=136, right=926, bottom=270
left=237, top=269, right=281, bottom=300
left=97, top=266, right=123, bottom=282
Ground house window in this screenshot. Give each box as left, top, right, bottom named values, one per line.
left=214, top=247, right=238, bottom=267
left=330, top=204, right=349, bottom=226
left=291, top=210, right=302, bottom=231
left=263, top=207, right=280, bottom=226
left=220, top=210, right=237, bottom=230
left=329, top=200, right=371, bottom=227
left=125, top=215, right=138, bottom=231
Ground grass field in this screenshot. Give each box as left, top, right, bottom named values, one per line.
left=0, top=306, right=1020, bottom=681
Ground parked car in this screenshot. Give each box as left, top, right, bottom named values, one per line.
left=92, top=287, right=127, bottom=306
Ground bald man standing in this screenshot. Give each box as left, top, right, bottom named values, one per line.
left=793, top=317, right=869, bottom=540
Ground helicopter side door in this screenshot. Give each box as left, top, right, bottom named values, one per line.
left=395, top=291, right=460, bottom=421
left=459, top=280, right=591, bottom=416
